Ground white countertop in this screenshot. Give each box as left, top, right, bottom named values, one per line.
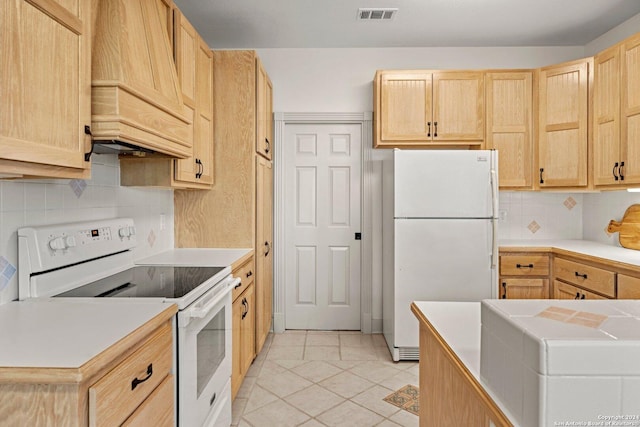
left=500, top=239, right=640, bottom=267
left=0, top=299, right=174, bottom=368
left=137, top=248, right=252, bottom=267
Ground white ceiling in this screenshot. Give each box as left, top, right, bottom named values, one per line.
left=173, top=0, right=640, bottom=49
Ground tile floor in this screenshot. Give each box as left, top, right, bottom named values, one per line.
left=231, top=331, right=419, bottom=427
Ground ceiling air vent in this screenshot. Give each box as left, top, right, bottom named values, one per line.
left=358, top=8, right=398, bottom=21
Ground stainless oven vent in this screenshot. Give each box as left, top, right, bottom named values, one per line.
left=358, top=8, right=398, bottom=21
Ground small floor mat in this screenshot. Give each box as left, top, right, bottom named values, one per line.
left=383, top=384, right=419, bottom=416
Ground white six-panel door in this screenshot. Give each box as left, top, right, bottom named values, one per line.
left=284, top=123, right=361, bottom=330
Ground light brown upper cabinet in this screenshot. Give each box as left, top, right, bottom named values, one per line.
left=537, top=58, right=591, bottom=188
left=119, top=8, right=214, bottom=189
left=374, top=70, right=484, bottom=148
left=1, top=0, right=91, bottom=179
left=485, top=71, right=534, bottom=189
left=592, top=34, right=640, bottom=189
left=91, top=0, right=192, bottom=158
left=256, top=59, right=274, bottom=160
left=621, top=34, right=640, bottom=186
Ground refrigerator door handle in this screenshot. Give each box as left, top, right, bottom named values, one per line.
left=490, top=167, right=498, bottom=268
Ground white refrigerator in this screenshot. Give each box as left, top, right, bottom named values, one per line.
left=382, top=149, right=499, bottom=361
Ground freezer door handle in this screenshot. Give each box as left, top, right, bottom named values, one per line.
left=490, top=167, right=498, bottom=268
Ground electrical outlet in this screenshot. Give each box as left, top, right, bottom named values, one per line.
left=499, top=210, right=508, bottom=221
left=159, top=214, right=166, bottom=231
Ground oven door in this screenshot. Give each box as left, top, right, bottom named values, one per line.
left=177, top=275, right=238, bottom=427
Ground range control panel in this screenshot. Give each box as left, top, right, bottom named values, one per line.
left=19, top=218, right=137, bottom=274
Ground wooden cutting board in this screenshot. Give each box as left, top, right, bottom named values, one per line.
left=607, top=204, right=640, bottom=250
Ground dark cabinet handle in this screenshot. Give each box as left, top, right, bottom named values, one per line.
left=580, top=294, right=586, bottom=299
left=613, top=162, right=619, bottom=181
left=131, top=364, right=153, bottom=390
left=539, top=168, right=544, bottom=184
left=195, top=159, right=203, bottom=179
left=433, top=121, right=438, bottom=137
left=246, top=271, right=253, bottom=278
left=501, top=282, right=506, bottom=299
left=620, top=161, right=625, bottom=181
left=516, top=263, right=534, bottom=269
left=575, top=272, right=587, bottom=279
left=427, top=122, right=431, bottom=137
left=264, top=241, right=270, bottom=256
left=234, top=281, right=243, bottom=289
left=265, top=138, right=270, bottom=154
left=241, top=298, right=248, bottom=319
left=574, top=292, right=580, bottom=300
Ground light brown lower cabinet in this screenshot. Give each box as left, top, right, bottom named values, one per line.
left=0, top=308, right=176, bottom=426
left=553, top=280, right=608, bottom=300
left=231, top=253, right=256, bottom=400
left=232, top=283, right=255, bottom=400
left=500, top=278, right=549, bottom=299
left=618, top=274, right=640, bottom=299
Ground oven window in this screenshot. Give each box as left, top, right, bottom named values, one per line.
left=196, top=306, right=226, bottom=397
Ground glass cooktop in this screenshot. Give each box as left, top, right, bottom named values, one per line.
left=55, top=266, right=225, bottom=299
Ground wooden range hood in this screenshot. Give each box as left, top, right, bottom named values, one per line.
left=90, top=0, right=192, bottom=158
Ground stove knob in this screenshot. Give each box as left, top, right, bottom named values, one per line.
left=65, top=236, right=77, bottom=248
left=119, top=227, right=131, bottom=238
left=48, top=237, right=66, bottom=251
left=129, top=226, right=136, bottom=236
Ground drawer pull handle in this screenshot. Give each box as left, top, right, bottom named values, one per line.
left=580, top=294, right=586, bottom=299
left=234, top=281, right=243, bottom=289
left=131, top=364, right=153, bottom=390
left=574, top=292, right=580, bottom=299
left=575, top=272, right=588, bottom=279
left=501, top=282, right=507, bottom=299
left=516, top=263, right=534, bottom=269
left=246, top=271, right=253, bottom=278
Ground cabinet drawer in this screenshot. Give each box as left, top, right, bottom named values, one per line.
left=89, top=322, right=173, bottom=427
left=500, top=254, right=549, bottom=276
left=554, top=258, right=615, bottom=298
left=123, top=375, right=174, bottom=427
left=618, top=274, right=640, bottom=299
left=232, top=256, right=255, bottom=301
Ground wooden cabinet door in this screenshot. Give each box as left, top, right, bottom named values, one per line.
left=378, top=71, right=433, bottom=144
left=194, top=38, right=214, bottom=184
left=538, top=60, right=589, bottom=188
left=432, top=72, right=484, bottom=142
left=500, top=279, right=548, bottom=299
left=174, top=11, right=198, bottom=183
left=1, top=0, right=91, bottom=176
left=256, top=59, right=273, bottom=160
left=173, top=11, right=213, bottom=187
left=255, top=157, right=273, bottom=354
left=240, top=284, right=256, bottom=376
left=553, top=281, right=583, bottom=299
left=231, top=294, right=243, bottom=399
left=618, top=274, right=640, bottom=299
left=593, top=46, right=622, bottom=187
left=621, top=34, right=640, bottom=186
left=485, top=72, right=533, bottom=188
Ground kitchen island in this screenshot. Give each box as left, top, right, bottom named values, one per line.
left=410, top=301, right=515, bottom=426
left=412, top=299, right=640, bottom=427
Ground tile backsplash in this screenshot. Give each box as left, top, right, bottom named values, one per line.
left=0, top=154, right=174, bottom=304
left=583, top=191, right=640, bottom=246
left=499, top=192, right=584, bottom=240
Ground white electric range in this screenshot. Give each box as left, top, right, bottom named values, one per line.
left=18, top=218, right=237, bottom=427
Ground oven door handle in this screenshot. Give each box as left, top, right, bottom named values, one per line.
left=188, top=277, right=239, bottom=320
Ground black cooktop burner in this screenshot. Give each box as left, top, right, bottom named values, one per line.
left=55, top=266, right=225, bottom=299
